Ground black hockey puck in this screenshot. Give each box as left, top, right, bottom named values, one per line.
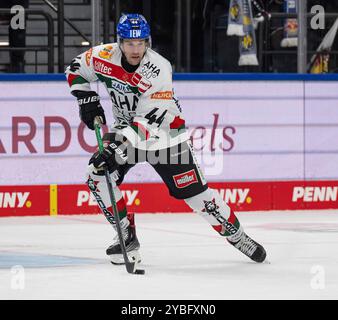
left=134, top=269, right=145, bottom=275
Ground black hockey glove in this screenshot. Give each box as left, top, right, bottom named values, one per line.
left=74, top=91, right=106, bottom=130
left=91, top=138, right=128, bottom=172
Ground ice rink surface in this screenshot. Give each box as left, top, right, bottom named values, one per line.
left=1, top=211, right=338, bottom=300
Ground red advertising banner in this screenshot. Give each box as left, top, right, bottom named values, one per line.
left=57, top=182, right=272, bottom=215
left=57, top=183, right=189, bottom=215
left=273, top=181, right=338, bottom=210
left=209, top=182, right=272, bottom=211
left=57, top=184, right=100, bottom=215
left=1, top=180, right=338, bottom=217
left=0, top=185, right=49, bottom=217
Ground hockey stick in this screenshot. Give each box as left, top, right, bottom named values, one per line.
left=94, top=118, right=145, bottom=275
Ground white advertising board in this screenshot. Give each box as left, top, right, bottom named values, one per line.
left=0, top=80, right=337, bottom=185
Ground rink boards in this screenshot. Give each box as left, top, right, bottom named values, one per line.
left=1, top=180, right=338, bottom=217
left=1, top=74, right=338, bottom=217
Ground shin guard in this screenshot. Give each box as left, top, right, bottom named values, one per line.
left=86, top=165, right=130, bottom=229
left=185, top=188, right=243, bottom=242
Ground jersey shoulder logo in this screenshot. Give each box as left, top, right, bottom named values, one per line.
left=99, top=45, right=114, bottom=60
left=85, top=48, right=93, bottom=66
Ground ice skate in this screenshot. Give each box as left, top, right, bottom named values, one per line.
left=227, top=232, right=266, bottom=263
left=106, top=225, right=141, bottom=265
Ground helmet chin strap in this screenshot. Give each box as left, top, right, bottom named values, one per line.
left=146, top=37, right=152, bottom=49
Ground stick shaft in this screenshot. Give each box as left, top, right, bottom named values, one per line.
left=94, top=121, right=135, bottom=273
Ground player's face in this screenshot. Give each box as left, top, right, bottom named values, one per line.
left=121, top=39, right=147, bottom=66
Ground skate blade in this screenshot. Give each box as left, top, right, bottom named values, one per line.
left=109, top=250, right=141, bottom=265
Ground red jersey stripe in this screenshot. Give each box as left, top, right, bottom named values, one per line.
left=93, top=57, right=135, bottom=83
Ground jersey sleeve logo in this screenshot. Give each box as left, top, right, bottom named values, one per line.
left=151, top=91, right=173, bottom=100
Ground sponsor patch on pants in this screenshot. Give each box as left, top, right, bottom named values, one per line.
left=173, top=169, right=198, bottom=188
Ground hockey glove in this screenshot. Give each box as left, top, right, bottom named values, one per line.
left=75, top=91, right=106, bottom=130
left=91, top=139, right=128, bottom=172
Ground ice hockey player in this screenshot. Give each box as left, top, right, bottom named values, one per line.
left=65, top=14, right=266, bottom=265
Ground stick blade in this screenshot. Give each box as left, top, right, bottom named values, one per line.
left=134, top=269, right=145, bottom=275
left=126, top=262, right=136, bottom=274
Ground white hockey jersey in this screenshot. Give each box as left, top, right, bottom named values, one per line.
left=65, top=43, right=188, bottom=151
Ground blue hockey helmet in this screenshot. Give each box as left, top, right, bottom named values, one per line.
left=117, top=14, right=151, bottom=44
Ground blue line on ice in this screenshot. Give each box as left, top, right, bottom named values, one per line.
left=0, top=252, right=104, bottom=269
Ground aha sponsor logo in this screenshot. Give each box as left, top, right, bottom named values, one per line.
left=0, top=192, right=30, bottom=208
left=77, top=190, right=140, bottom=206
left=140, top=61, right=160, bottom=79
left=217, top=188, right=251, bottom=204
left=93, top=58, right=112, bottom=76
left=173, top=170, right=198, bottom=189
left=292, top=186, right=338, bottom=202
